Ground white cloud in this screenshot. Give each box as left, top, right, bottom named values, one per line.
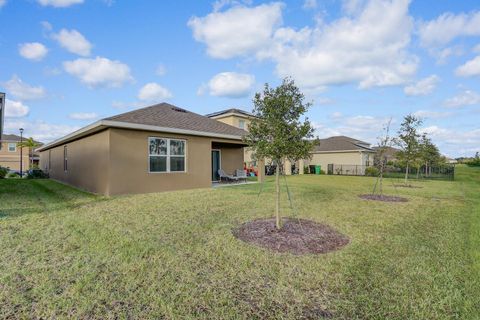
left=63, top=56, right=133, bottom=88
left=205, top=72, right=255, bottom=98
left=68, top=112, right=98, bottom=120
left=313, top=114, right=391, bottom=143
left=212, top=0, right=252, bottom=12
left=4, top=120, right=80, bottom=143
left=188, top=3, right=283, bottom=59
left=3, top=75, right=46, bottom=100
left=5, top=99, right=29, bottom=118
left=412, top=110, right=452, bottom=119
left=137, top=83, right=173, bottom=102
left=418, top=11, right=480, bottom=48
left=303, top=0, right=317, bottom=10
left=190, top=0, right=417, bottom=90
left=421, top=125, right=480, bottom=157
left=53, top=29, right=92, bottom=56
left=317, top=97, right=335, bottom=105
left=37, top=0, right=83, bottom=8
left=455, top=55, right=480, bottom=77
left=18, top=42, right=48, bottom=61
left=0, top=0, right=6, bottom=8
left=444, top=90, right=480, bottom=108
left=269, top=0, right=417, bottom=89
left=403, top=75, right=439, bottom=96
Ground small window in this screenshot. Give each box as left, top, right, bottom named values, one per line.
left=64, top=145, right=68, bottom=172
left=149, top=137, right=186, bottom=173
left=238, top=120, right=245, bottom=129
left=8, top=143, right=16, bottom=152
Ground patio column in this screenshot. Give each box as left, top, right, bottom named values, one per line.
left=299, top=159, right=304, bottom=175
left=284, top=159, right=292, bottom=175
left=257, top=159, right=265, bottom=183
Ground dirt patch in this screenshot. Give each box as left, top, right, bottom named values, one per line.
left=233, top=218, right=349, bottom=255
left=394, top=184, right=423, bottom=189
left=358, top=194, right=408, bottom=202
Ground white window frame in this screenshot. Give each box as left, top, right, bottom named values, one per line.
left=8, top=143, right=16, bottom=152
left=148, top=137, right=187, bottom=173
left=238, top=119, right=245, bottom=129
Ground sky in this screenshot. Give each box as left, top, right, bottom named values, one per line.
left=0, top=0, right=479, bottom=157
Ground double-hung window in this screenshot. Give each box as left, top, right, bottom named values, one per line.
left=8, top=143, right=16, bottom=152
left=149, top=137, right=186, bottom=173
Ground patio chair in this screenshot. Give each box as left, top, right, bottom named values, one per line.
left=235, top=169, right=248, bottom=183
left=218, top=169, right=238, bottom=183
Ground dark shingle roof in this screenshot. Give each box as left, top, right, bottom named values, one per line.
left=205, top=108, right=254, bottom=118
left=314, top=136, right=374, bottom=152
left=1, top=134, right=42, bottom=144
left=1, top=134, right=22, bottom=141
left=104, top=103, right=247, bottom=137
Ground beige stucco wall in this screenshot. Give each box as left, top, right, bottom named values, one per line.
left=0, top=142, right=29, bottom=171
left=39, top=128, right=245, bottom=196
left=107, top=129, right=244, bottom=195
left=39, top=129, right=110, bottom=194
left=305, top=151, right=363, bottom=170
left=218, top=147, right=244, bottom=175
left=214, top=115, right=251, bottom=131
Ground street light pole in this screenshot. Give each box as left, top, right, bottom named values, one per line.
left=19, top=128, right=24, bottom=177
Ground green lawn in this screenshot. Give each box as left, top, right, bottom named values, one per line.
left=0, top=166, right=479, bottom=319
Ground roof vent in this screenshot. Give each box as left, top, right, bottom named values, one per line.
left=172, top=107, right=187, bottom=113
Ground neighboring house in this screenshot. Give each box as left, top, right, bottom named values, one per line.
left=372, top=146, right=401, bottom=164
left=0, top=134, right=39, bottom=172
left=37, top=103, right=249, bottom=196
left=446, top=157, right=458, bottom=164
left=303, top=136, right=376, bottom=175
left=206, top=108, right=253, bottom=131
left=206, top=108, right=256, bottom=166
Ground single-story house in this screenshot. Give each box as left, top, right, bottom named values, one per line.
left=37, top=103, right=250, bottom=196
left=302, top=136, right=376, bottom=175
left=0, top=134, right=41, bottom=172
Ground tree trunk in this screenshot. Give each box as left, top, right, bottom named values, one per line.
left=379, top=161, right=384, bottom=196
left=275, top=162, right=281, bottom=230
left=405, top=163, right=409, bottom=185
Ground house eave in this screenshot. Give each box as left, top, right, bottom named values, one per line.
left=36, top=120, right=244, bottom=152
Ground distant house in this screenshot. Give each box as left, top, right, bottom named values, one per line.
left=303, top=136, right=376, bottom=175
left=0, top=134, right=41, bottom=172
left=372, top=146, right=401, bottom=164
left=37, top=103, right=249, bottom=195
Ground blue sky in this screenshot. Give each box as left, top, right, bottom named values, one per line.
left=0, top=0, right=479, bottom=157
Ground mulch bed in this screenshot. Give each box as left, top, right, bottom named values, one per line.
left=358, top=194, right=408, bottom=202
left=232, top=218, right=349, bottom=255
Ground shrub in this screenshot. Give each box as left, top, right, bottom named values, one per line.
left=365, top=167, right=380, bottom=177
left=467, top=158, right=480, bottom=167
left=26, top=169, right=49, bottom=179
left=0, top=166, right=8, bottom=179
left=6, top=172, right=20, bottom=179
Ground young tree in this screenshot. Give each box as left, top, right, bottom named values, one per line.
left=17, top=137, right=41, bottom=169
left=395, top=114, right=422, bottom=185
left=374, top=119, right=393, bottom=197
left=244, top=78, right=315, bottom=229
left=418, top=133, right=441, bottom=176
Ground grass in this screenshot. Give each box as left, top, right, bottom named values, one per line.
left=0, top=166, right=479, bottom=319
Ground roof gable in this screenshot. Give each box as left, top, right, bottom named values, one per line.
left=104, top=103, right=247, bottom=137
left=314, top=136, right=374, bottom=152
left=205, top=108, right=254, bottom=119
